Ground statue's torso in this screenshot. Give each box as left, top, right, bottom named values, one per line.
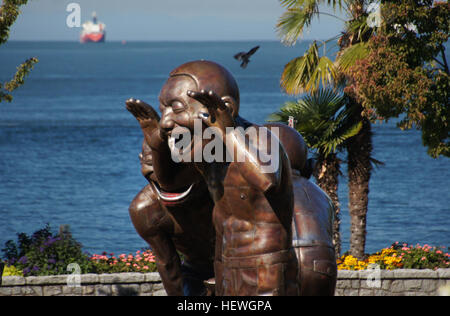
left=213, top=163, right=291, bottom=258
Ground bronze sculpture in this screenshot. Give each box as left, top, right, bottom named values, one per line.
left=127, top=99, right=215, bottom=296
left=127, top=60, right=336, bottom=296
left=265, top=123, right=337, bottom=296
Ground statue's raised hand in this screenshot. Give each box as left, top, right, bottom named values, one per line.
left=126, top=98, right=167, bottom=150
left=187, top=90, right=234, bottom=133
left=126, top=98, right=160, bottom=131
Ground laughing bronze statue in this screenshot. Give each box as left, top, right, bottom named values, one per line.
left=265, top=123, right=337, bottom=296
left=127, top=99, right=215, bottom=296
left=127, top=60, right=336, bottom=296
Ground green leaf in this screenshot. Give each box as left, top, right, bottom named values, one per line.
left=336, top=42, right=369, bottom=72
left=281, top=42, right=337, bottom=95
left=269, top=88, right=361, bottom=156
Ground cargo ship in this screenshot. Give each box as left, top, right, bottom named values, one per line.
left=80, top=12, right=106, bottom=43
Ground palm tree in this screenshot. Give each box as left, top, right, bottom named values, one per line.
left=275, top=0, right=376, bottom=259
left=269, top=88, right=362, bottom=257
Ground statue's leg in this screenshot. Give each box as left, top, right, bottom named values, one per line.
left=129, top=184, right=184, bottom=296
left=180, top=261, right=215, bottom=296
left=294, top=246, right=336, bottom=296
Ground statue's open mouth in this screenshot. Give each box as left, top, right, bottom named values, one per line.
left=153, top=182, right=194, bottom=204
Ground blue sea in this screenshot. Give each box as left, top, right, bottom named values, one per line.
left=0, top=41, right=449, bottom=256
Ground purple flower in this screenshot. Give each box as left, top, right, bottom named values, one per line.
left=48, top=258, right=56, bottom=264
left=44, top=237, right=58, bottom=247
left=18, top=256, right=28, bottom=264
left=32, top=266, right=40, bottom=271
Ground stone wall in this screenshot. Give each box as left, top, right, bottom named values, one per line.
left=1, top=269, right=449, bottom=296
left=336, top=269, right=450, bottom=296
left=0, top=272, right=167, bottom=296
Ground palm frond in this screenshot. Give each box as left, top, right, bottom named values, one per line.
left=336, top=41, right=369, bottom=72
left=280, top=42, right=338, bottom=95
left=279, top=0, right=343, bottom=9
left=268, top=88, right=362, bottom=156
left=323, top=0, right=344, bottom=11
left=310, top=56, right=338, bottom=92
left=276, top=6, right=317, bottom=46
left=279, top=0, right=302, bottom=8
left=276, top=0, right=345, bottom=45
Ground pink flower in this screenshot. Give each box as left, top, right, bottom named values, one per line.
left=143, top=266, right=149, bottom=270
left=402, top=247, right=410, bottom=251
left=421, top=257, right=426, bottom=261
left=436, top=250, right=443, bottom=254
left=126, top=263, right=130, bottom=266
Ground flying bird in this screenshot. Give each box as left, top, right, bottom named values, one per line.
left=234, top=45, right=260, bottom=68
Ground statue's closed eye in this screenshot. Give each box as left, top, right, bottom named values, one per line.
left=172, top=100, right=186, bottom=113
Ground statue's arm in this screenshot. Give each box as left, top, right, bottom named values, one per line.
left=126, top=98, right=193, bottom=191
left=186, top=90, right=282, bottom=192
left=226, top=128, right=282, bottom=192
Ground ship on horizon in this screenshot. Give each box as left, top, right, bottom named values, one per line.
left=80, top=12, right=106, bottom=43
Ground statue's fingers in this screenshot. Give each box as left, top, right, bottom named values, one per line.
left=136, top=99, right=152, bottom=108
left=187, top=90, right=216, bottom=110
left=207, top=90, right=227, bottom=110
left=126, top=98, right=141, bottom=117
left=137, top=100, right=160, bottom=121
left=125, top=98, right=136, bottom=110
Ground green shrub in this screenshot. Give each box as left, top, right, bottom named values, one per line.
left=1, top=224, right=93, bottom=276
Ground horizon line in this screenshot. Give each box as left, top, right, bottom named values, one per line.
left=6, top=39, right=324, bottom=43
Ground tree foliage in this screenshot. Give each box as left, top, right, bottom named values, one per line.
left=345, top=0, right=449, bottom=158
left=0, top=0, right=38, bottom=103
left=269, top=88, right=361, bottom=156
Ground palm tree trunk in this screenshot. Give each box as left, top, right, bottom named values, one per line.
left=346, top=105, right=372, bottom=260
left=314, top=153, right=342, bottom=258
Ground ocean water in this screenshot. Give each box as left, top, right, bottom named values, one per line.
left=0, top=41, right=448, bottom=256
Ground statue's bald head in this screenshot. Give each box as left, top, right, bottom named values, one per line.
left=169, top=60, right=240, bottom=117
left=265, top=123, right=308, bottom=172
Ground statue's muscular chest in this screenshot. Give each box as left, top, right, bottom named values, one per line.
left=210, top=163, right=279, bottom=226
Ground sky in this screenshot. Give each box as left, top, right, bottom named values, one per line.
left=8, top=0, right=346, bottom=41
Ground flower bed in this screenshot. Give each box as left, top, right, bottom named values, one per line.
left=2, top=226, right=449, bottom=277
left=1, top=224, right=157, bottom=277
left=338, top=242, right=450, bottom=271
left=89, top=250, right=157, bottom=273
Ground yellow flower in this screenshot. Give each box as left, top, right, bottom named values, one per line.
left=344, top=255, right=358, bottom=267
